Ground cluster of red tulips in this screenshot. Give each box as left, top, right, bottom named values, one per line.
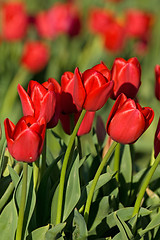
left=4, top=56, right=158, bottom=163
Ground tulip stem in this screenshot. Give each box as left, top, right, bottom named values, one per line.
left=132, top=153, right=160, bottom=218
left=114, top=143, right=121, bottom=182
left=84, top=141, right=118, bottom=224
left=56, top=109, right=86, bottom=225
left=16, top=162, right=28, bottom=240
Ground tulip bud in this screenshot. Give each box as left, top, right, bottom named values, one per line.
left=106, top=93, right=154, bottom=144
left=4, top=116, right=46, bottom=163
left=73, top=64, right=113, bottom=111
left=111, top=57, right=141, bottom=99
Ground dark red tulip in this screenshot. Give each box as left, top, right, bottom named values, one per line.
left=4, top=116, right=46, bottom=163
left=154, top=118, right=160, bottom=158
left=1, top=2, right=28, bottom=41
left=18, top=80, right=56, bottom=125
left=106, top=93, right=154, bottom=144
left=21, top=41, right=49, bottom=73
left=111, top=57, right=141, bottom=99
left=73, top=64, right=113, bottom=111
left=155, top=65, right=160, bottom=101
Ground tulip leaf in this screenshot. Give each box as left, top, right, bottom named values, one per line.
left=119, top=145, right=133, bottom=206
left=45, top=223, right=66, bottom=240
left=26, top=225, right=50, bottom=240
left=72, top=208, right=88, bottom=240
left=0, top=140, right=7, bottom=178
left=0, top=199, right=18, bottom=240
left=14, top=165, right=36, bottom=239
left=62, top=154, right=81, bottom=222
left=138, top=212, right=160, bottom=238
left=8, top=165, right=20, bottom=187
left=51, top=184, right=59, bottom=225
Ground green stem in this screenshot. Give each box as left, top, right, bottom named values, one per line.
left=0, top=163, right=22, bottom=212
left=114, top=143, right=121, bottom=182
left=132, top=153, right=160, bottom=217
left=84, top=141, right=118, bottom=224
left=56, top=109, right=86, bottom=225
left=0, top=67, right=30, bottom=118
left=16, top=162, right=28, bottom=240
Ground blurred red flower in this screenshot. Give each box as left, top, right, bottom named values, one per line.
left=1, top=2, right=28, bottom=41
left=21, top=41, right=49, bottom=73
left=155, top=65, right=160, bottom=101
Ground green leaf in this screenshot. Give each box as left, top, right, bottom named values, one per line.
left=0, top=141, right=7, bottom=178
left=45, top=223, right=66, bottom=240
left=72, top=209, right=88, bottom=240
left=8, top=165, right=20, bottom=187
left=62, top=155, right=81, bottom=222
left=0, top=199, right=18, bottom=240
left=114, top=212, right=133, bottom=239
left=113, top=212, right=129, bottom=240
left=14, top=165, right=36, bottom=239
left=51, top=184, right=59, bottom=225
left=138, top=212, right=160, bottom=238
left=26, top=225, right=50, bottom=240
left=119, top=145, right=133, bottom=206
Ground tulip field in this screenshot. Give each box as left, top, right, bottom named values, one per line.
left=1, top=0, right=160, bottom=239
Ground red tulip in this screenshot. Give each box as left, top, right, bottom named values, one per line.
left=155, top=65, right=160, bottom=101
left=154, top=118, right=160, bottom=158
left=1, top=2, right=28, bottom=41
left=4, top=116, right=46, bottom=162
left=18, top=80, right=56, bottom=125
left=125, top=9, right=152, bottom=40
left=60, top=111, right=95, bottom=136
left=111, top=57, right=141, bottom=99
left=21, top=41, right=49, bottom=73
left=43, top=78, right=62, bottom=128
left=106, top=93, right=154, bottom=144
left=73, top=64, right=113, bottom=111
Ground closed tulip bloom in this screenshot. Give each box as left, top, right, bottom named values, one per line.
left=111, top=57, right=141, bottom=99
left=106, top=93, right=154, bottom=144
left=155, top=65, right=160, bottom=101
left=4, top=116, right=46, bottom=162
left=18, top=80, right=56, bottom=125
left=154, top=118, right=160, bottom=158
left=21, top=41, right=49, bottom=73
left=73, top=64, right=113, bottom=111
left=1, top=2, right=28, bottom=41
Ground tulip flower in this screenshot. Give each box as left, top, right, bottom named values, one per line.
left=154, top=118, right=160, bottom=158
left=155, top=65, right=160, bottom=101
left=125, top=9, right=152, bottom=40
left=106, top=93, right=154, bottom=144
left=73, top=64, right=114, bottom=111
left=1, top=2, right=28, bottom=41
left=18, top=80, right=56, bottom=125
left=21, top=41, right=49, bottom=73
left=4, top=116, right=46, bottom=162
left=111, top=57, right=141, bottom=99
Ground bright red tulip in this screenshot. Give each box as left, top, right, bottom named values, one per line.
left=111, top=57, right=141, bottom=99
left=18, top=80, right=56, bottom=125
left=154, top=118, right=160, bottom=158
left=1, top=2, right=28, bottom=41
left=73, top=64, right=113, bottom=111
left=125, top=9, right=152, bottom=40
left=60, top=111, right=95, bottom=136
left=21, top=41, right=49, bottom=73
left=4, top=116, right=46, bottom=162
left=155, top=65, right=160, bottom=101
left=106, top=93, right=154, bottom=144
left=43, top=78, right=62, bottom=128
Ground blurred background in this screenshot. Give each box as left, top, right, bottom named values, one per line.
left=0, top=0, right=160, bottom=169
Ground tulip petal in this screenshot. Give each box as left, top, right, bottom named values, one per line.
left=83, top=81, right=113, bottom=111
left=77, top=111, right=95, bottom=136
left=17, top=84, right=34, bottom=116
left=73, top=67, right=86, bottom=109
left=4, top=118, right=15, bottom=143
left=11, top=129, right=41, bottom=162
